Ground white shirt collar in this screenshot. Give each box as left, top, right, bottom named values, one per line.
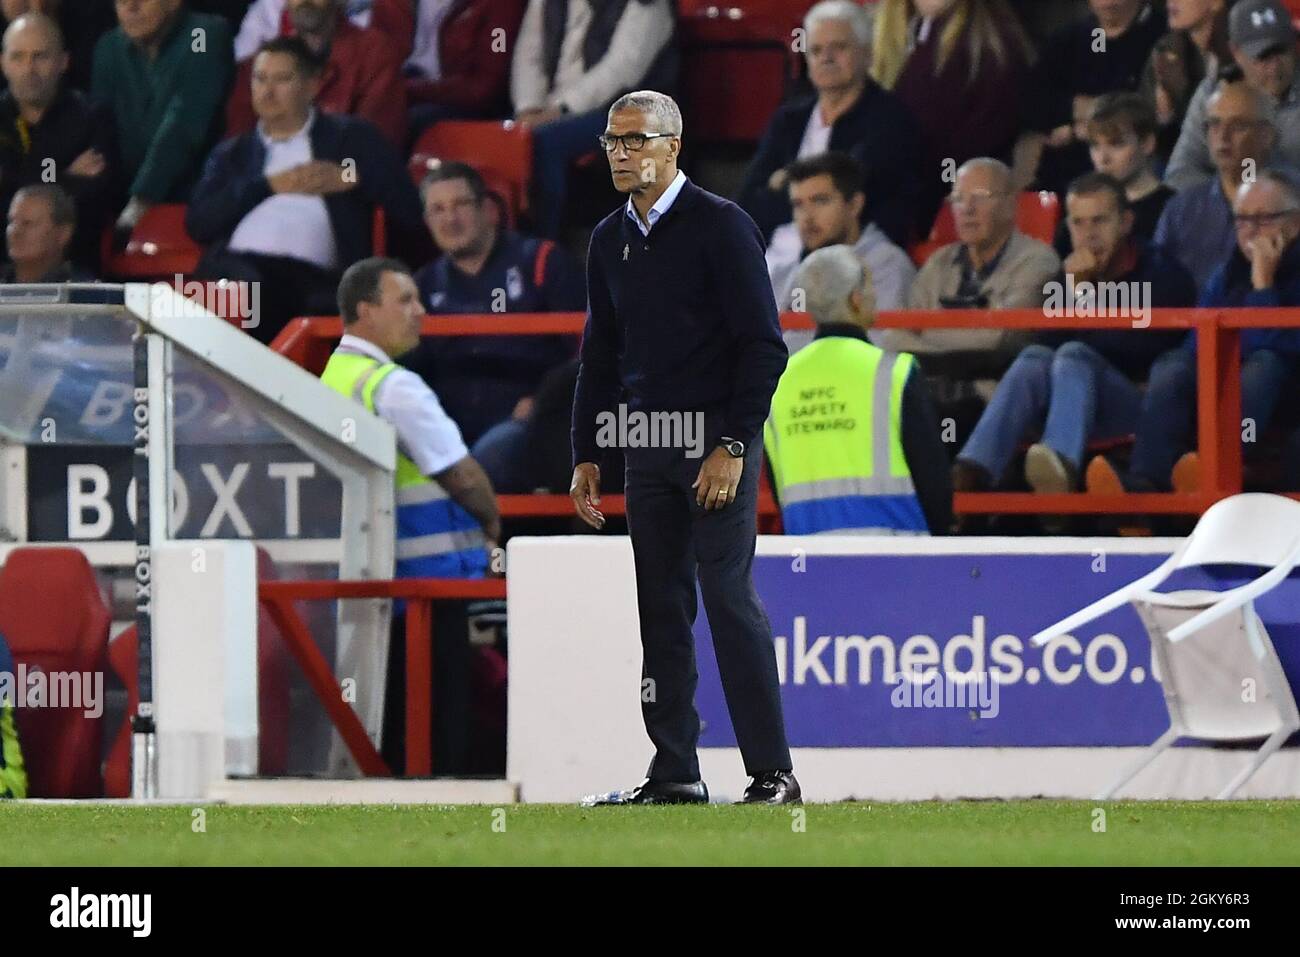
left=625, top=170, right=687, bottom=236
left=338, top=332, right=393, bottom=365
left=258, top=107, right=317, bottom=147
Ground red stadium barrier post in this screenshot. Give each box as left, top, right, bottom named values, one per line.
left=258, top=579, right=506, bottom=778
left=270, top=309, right=1300, bottom=521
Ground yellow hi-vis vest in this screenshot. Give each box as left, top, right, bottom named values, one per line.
left=320, top=349, right=488, bottom=578
left=763, top=335, right=928, bottom=535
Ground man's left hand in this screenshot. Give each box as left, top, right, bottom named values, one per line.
left=693, top=446, right=743, bottom=510
left=1247, top=232, right=1286, bottom=291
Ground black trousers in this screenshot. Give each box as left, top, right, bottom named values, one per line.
left=381, top=601, right=471, bottom=776
left=623, top=433, right=792, bottom=782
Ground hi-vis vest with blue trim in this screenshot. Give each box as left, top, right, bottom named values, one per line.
left=763, top=336, right=928, bottom=535
left=320, top=349, right=489, bottom=578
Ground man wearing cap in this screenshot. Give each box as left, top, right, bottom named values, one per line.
left=1165, top=0, right=1300, bottom=189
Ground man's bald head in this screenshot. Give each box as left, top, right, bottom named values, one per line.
left=1, top=11, right=65, bottom=110
left=3, top=11, right=62, bottom=52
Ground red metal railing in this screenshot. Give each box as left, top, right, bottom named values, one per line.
left=258, top=577, right=506, bottom=777
left=272, top=308, right=1300, bottom=517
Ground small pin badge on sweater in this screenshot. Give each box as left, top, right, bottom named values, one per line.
left=623, top=244, right=630, bottom=261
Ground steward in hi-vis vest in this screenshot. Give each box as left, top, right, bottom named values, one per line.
left=322, top=258, right=501, bottom=578
left=762, top=245, right=952, bottom=535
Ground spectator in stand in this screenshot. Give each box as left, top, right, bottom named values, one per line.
left=770, top=151, right=915, bottom=354
left=226, top=0, right=407, bottom=147
left=234, top=0, right=412, bottom=60
left=509, top=0, right=676, bottom=239
left=0, top=0, right=117, bottom=94
left=92, top=0, right=234, bottom=238
left=1139, top=0, right=1230, bottom=163
left=1053, top=92, right=1175, bottom=255
left=1088, top=170, right=1300, bottom=496
left=1, top=184, right=93, bottom=281
left=1164, top=0, right=1300, bottom=190
left=739, top=1, right=923, bottom=252
left=404, top=160, right=583, bottom=451
left=405, top=0, right=526, bottom=139
left=186, top=36, right=421, bottom=344
left=875, top=157, right=1061, bottom=446
left=1017, top=0, right=1166, bottom=196
left=1153, top=77, right=1285, bottom=295
left=870, top=0, right=1036, bottom=229
left=0, top=13, right=116, bottom=270
left=953, top=173, right=1194, bottom=498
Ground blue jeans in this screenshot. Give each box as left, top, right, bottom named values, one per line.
left=529, top=108, right=607, bottom=237
left=471, top=417, right=530, bottom=492
left=958, top=342, right=1142, bottom=483
left=1130, top=345, right=1297, bottom=489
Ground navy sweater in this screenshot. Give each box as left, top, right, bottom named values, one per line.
left=571, top=178, right=788, bottom=466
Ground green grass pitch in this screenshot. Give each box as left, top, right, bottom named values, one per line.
left=3, top=800, right=1300, bottom=865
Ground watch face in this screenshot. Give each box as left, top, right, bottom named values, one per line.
left=727, top=441, right=745, bottom=457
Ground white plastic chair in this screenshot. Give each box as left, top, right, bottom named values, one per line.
left=1030, top=493, right=1300, bottom=800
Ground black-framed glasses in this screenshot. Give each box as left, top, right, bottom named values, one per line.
left=1233, top=210, right=1299, bottom=229
left=598, top=132, right=675, bottom=152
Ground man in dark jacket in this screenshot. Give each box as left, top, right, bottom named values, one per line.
left=186, top=36, right=421, bottom=344
left=0, top=12, right=115, bottom=270
left=954, top=172, right=1194, bottom=494
left=738, top=1, right=924, bottom=250
left=406, top=160, right=582, bottom=447
left=1088, top=169, right=1300, bottom=494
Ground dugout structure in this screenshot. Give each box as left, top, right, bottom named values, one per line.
left=0, top=283, right=396, bottom=790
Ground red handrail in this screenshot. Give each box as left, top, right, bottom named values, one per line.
left=272, top=309, right=1300, bottom=515
left=258, top=578, right=506, bottom=777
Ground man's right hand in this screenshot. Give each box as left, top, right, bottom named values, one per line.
left=570, top=462, right=605, bottom=529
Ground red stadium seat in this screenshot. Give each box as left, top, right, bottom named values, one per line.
left=909, top=191, right=1061, bottom=266
left=101, top=203, right=202, bottom=280
left=413, top=121, right=533, bottom=220
left=0, top=548, right=109, bottom=797
left=102, top=548, right=291, bottom=797
left=678, top=1, right=814, bottom=143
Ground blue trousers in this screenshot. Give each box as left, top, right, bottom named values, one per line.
left=1130, top=346, right=1297, bottom=489
left=959, top=342, right=1142, bottom=483
left=529, top=108, right=607, bottom=237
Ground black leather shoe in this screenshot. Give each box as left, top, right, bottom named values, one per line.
left=581, top=779, right=709, bottom=806
left=740, top=770, right=801, bottom=804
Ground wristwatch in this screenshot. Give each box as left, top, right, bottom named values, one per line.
left=719, top=436, right=745, bottom=458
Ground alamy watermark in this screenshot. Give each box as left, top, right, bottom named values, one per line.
left=889, top=667, right=1000, bottom=719
left=0, top=666, right=103, bottom=719
left=1043, top=275, right=1151, bottom=328
left=595, top=404, right=705, bottom=458
left=152, top=274, right=261, bottom=330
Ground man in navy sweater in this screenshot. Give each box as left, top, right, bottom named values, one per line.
left=571, top=90, right=799, bottom=806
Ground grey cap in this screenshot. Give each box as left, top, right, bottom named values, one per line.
left=1229, top=0, right=1296, bottom=59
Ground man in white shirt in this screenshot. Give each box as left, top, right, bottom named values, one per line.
left=325, top=256, right=501, bottom=774
left=187, top=36, right=422, bottom=343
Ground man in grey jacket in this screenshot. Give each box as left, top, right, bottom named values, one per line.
left=873, top=157, right=1060, bottom=450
